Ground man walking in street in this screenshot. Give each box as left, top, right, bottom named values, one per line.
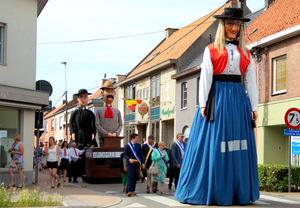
left=68, top=142, right=85, bottom=183
left=171, top=133, right=186, bottom=189
left=124, top=133, right=146, bottom=196
left=142, top=135, right=158, bottom=193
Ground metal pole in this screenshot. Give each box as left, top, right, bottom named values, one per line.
left=289, top=134, right=291, bottom=192
left=61, top=62, right=68, bottom=142
left=35, top=110, right=41, bottom=184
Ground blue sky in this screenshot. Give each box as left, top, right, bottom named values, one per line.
left=36, top=0, right=264, bottom=107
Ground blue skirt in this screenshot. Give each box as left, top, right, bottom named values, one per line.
left=174, top=81, right=259, bottom=206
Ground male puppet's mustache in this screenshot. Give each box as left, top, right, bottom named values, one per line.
left=107, top=95, right=114, bottom=99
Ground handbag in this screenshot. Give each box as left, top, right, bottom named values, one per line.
left=148, top=160, right=159, bottom=175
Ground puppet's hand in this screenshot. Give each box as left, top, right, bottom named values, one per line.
left=201, top=107, right=206, bottom=118
left=112, top=133, right=117, bottom=137
left=91, top=134, right=95, bottom=140
left=253, top=111, right=258, bottom=121
left=72, top=133, right=75, bottom=140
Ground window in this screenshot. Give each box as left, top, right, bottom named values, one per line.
left=151, top=74, right=160, bottom=107
left=51, top=119, right=54, bottom=130
left=0, top=24, right=4, bottom=64
left=125, top=84, right=136, bottom=125
left=59, top=116, right=63, bottom=129
left=0, top=107, right=20, bottom=168
left=196, top=77, right=200, bottom=106
left=183, top=125, right=190, bottom=139
left=46, top=122, right=48, bottom=133
left=273, top=56, right=287, bottom=94
left=151, top=121, right=160, bottom=141
left=181, top=82, right=187, bottom=108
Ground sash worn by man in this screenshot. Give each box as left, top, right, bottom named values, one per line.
left=124, top=133, right=146, bottom=196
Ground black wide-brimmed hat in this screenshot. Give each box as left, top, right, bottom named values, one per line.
left=74, top=89, right=92, bottom=96
left=213, top=8, right=250, bottom=22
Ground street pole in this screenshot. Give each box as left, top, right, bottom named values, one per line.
left=61, top=62, right=68, bottom=142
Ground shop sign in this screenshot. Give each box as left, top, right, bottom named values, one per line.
left=0, top=130, right=7, bottom=137
left=138, top=102, right=149, bottom=115
left=162, top=106, right=175, bottom=117
left=93, top=152, right=122, bottom=158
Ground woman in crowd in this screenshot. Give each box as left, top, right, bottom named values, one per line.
left=40, top=143, right=48, bottom=172
left=150, top=141, right=169, bottom=194
left=38, top=142, right=44, bottom=171
left=58, top=141, right=70, bottom=182
left=8, top=134, right=24, bottom=188
left=46, top=137, right=60, bottom=188
left=120, top=152, right=128, bottom=193
left=174, top=8, right=259, bottom=205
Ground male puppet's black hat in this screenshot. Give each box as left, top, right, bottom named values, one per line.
left=74, top=89, right=92, bottom=96
left=213, top=8, right=250, bottom=22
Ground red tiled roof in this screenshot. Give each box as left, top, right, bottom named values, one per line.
left=88, top=89, right=101, bottom=100
left=127, top=2, right=231, bottom=78
left=245, top=0, right=300, bottom=45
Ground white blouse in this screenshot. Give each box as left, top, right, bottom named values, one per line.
left=199, top=43, right=258, bottom=111
left=59, top=147, right=71, bottom=161
left=47, top=145, right=58, bottom=162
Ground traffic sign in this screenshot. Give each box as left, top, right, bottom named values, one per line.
left=284, top=129, right=300, bottom=136
left=284, top=108, right=300, bottom=129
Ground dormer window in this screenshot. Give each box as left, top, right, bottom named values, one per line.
left=147, top=52, right=159, bottom=63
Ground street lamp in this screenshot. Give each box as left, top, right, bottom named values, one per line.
left=61, top=61, right=68, bottom=142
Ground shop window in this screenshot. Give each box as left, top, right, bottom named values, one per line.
left=273, top=56, right=287, bottom=95
left=151, top=121, right=160, bottom=141
left=0, top=107, right=20, bottom=168
left=181, top=82, right=187, bottom=108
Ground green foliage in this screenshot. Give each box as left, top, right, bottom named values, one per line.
left=258, top=164, right=300, bottom=192
left=0, top=183, right=63, bottom=207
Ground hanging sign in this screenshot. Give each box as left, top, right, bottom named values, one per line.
left=138, top=102, right=149, bottom=116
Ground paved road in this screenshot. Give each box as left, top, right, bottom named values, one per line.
left=72, top=178, right=300, bottom=208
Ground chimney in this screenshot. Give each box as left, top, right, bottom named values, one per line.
left=117, top=74, right=126, bottom=82
left=63, top=100, right=66, bottom=104
left=229, top=0, right=246, bottom=8
left=165, top=28, right=179, bottom=39
left=72, top=94, right=77, bottom=101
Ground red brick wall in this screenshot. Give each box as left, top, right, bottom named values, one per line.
left=254, top=35, right=300, bottom=104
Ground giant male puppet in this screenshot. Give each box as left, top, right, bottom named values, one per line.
left=95, top=80, right=122, bottom=146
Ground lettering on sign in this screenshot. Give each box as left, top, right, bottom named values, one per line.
left=162, top=106, right=175, bottom=117
left=92, top=152, right=122, bottom=158
left=138, top=102, right=149, bottom=116
left=0, top=91, right=9, bottom=99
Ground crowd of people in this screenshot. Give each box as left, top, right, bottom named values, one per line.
left=123, top=133, right=187, bottom=196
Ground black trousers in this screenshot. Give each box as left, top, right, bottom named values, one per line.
left=173, top=167, right=181, bottom=189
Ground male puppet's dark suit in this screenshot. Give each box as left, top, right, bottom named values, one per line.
left=69, top=107, right=97, bottom=176
left=171, top=141, right=186, bottom=189
left=124, top=142, right=145, bottom=193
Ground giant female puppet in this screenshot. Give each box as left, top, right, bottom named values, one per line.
left=175, top=8, right=259, bottom=206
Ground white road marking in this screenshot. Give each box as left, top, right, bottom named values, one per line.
left=260, top=194, right=300, bottom=204
left=140, top=194, right=191, bottom=206
left=124, top=202, right=147, bottom=207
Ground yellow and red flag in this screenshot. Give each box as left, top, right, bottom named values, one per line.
left=124, top=98, right=142, bottom=111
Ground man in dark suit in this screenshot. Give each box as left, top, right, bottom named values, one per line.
left=171, top=133, right=186, bottom=189
left=142, top=135, right=158, bottom=193
left=124, top=133, right=146, bottom=196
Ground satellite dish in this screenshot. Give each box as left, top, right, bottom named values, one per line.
left=36, top=80, right=53, bottom=96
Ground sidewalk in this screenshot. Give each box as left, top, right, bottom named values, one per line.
left=26, top=172, right=120, bottom=207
